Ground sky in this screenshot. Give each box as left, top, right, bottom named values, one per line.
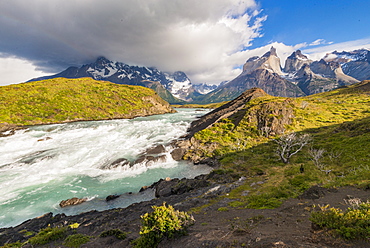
left=0, top=0, right=370, bottom=86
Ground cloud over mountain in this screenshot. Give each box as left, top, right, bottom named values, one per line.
left=0, top=0, right=265, bottom=84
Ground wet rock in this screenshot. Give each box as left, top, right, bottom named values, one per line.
left=171, top=148, right=186, bottom=160
left=196, top=157, right=221, bottom=168
left=102, top=158, right=130, bottom=169
left=134, top=154, right=167, bottom=167
left=152, top=177, right=210, bottom=198
left=106, top=194, right=120, bottom=202
left=59, top=197, right=87, bottom=208
left=133, top=155, right=146, bottom=164
left=146, top=155, right=166, bottom=165
left=146, top=144, right=166, bottom=154
left=0, top=124, right=23, bottom=137
left=139, top=185, right=149, bottom=192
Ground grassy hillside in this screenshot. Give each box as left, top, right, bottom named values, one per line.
left=0, top=77, right=174, bottom=127
left=188, top=81, right=370, bottom=209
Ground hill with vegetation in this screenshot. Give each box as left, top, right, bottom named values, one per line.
left=0, top=78, right=175, bottom=133
left=181, top=80, right=370, bottom=207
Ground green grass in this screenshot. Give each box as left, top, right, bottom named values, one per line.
left=28, top=226, right=67, bottom=245
left=0, top=77, right=173, bottom=127
left=189, top=81, right=370, bottom=209
left=64, top=234, right=92, bottom=248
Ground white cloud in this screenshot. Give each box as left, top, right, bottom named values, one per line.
left=0, top=56, right=49, bottom=86
left=309, top=39, right=333, bottom=46
left=302, top=37, right=370, bottom=61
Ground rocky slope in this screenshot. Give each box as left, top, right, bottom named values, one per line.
left=186, top=88, right=267, bottom=138
left=0, top=78, right=175, bottom=132
left=324, top=49, right=370, bottom=81
left=30, top=57, right=199, bottom=103
left=284, top=50, right=312, bottom=73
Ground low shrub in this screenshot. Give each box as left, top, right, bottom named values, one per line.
left=63, top=234, right=92, bottom=248
left=28, top=226, right=67, bottom=245
left=217, top=207, right=229, bottom=212
left=133, top=202, right=194, bottom=248
left=100, top=229, right=127, bottom=240
left=0, top=241, right=23, bottom=248
left=310, top=201, right=370, bottom=240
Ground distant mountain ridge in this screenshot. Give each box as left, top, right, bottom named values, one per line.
left=193, top=47, right=369, bottom=103
left=30, top=48, right=370, bottom=104
left=30, top=57, right=200, bottom=104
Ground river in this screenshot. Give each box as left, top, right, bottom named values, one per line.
left=0, top=108, right=212, bottom=228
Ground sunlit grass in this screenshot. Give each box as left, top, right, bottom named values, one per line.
left=0, top=77, right=171, bottom=126
left=191, top=81, right=370, bottom=209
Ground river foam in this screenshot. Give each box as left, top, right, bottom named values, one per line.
left=0, top=108, right=212, bottom=227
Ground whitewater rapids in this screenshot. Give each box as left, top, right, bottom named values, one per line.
left=0, top=108, right=212, bottom=228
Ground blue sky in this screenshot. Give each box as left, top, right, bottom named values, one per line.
left=252, top=0, right=370, bottom=48
left=0, top=0, right=369, bottom=86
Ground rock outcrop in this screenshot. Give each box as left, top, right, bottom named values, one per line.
left=59, top=197, right=87, bottom=208
left=175, top=86, right=297, bottom=163
left=243, top=47, right=283, bottom=75
left=284, top=50, right=312, bottom=73
left=186, top=88, right=267, bottom=138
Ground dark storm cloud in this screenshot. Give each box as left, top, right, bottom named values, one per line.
left=0, top=0, right=265, bottom=83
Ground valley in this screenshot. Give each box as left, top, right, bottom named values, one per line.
left=0, top=78, right=369, bottom=247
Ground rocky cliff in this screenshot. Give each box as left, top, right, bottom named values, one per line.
left=284, top=50, right=312, bottom=73
left=243, top=47, right=283, bottom=75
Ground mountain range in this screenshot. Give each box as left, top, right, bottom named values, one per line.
left=30, top=57, right=201, bottom=104
left=30, top=48, right=370, bottom=104
left=196, top=47, right=369, bottom=103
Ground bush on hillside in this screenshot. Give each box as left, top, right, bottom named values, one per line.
left=133, top=202, right=194, bottom=248
left=310, top=199, right=370, bottom=240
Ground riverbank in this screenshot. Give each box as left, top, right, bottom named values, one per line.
left=1, top=172, right=369, bottom=247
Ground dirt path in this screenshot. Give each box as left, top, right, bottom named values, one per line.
left=160, top=187, right=370, bottom=248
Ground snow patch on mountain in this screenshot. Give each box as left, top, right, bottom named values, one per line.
left=193, top=83, right=218, bottom=94
left=324, top=49, right=369, bottom=64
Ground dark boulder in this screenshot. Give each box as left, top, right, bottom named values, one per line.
left=106, top=194, right=120, bottom=202
left=146, top=144, right=166, bottom=154
left=102, top=158, right=130, bottom=169
left=171, top=148, right=186, bottom=161
left=151, top=177, right=210, bottom=198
